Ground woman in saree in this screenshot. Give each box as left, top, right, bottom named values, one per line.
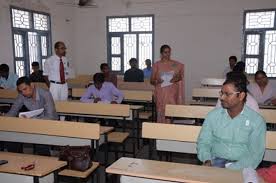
left=151, top=44, right=184, bottom=123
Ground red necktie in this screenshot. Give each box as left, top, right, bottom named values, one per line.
left=60, top=58, right=65, bottom=83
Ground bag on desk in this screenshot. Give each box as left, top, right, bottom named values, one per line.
left=59, top=145, right=92, bottom=171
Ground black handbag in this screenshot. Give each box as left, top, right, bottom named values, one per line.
left=59, top=145, right=92, bottom=171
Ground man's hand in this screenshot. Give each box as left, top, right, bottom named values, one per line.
left=203, top=160, right=212, bottom=166
left=94, top=98, right=101, bottom=103
left=111, top=101, right=117, bottom=104
left=19, top=114, right=28, bottom=118
left=271, top=98, right=276, bottom=105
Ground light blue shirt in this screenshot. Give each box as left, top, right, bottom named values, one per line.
left=143, top=68, right=152, bottom=79
left=0, top=73, right=18, bottom=89
left=197, top=105, right=266, bottom=170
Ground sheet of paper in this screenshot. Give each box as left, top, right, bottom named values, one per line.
left=19, top=108, right=44, bottom=118
left=160, top=71, right=174, bottom=88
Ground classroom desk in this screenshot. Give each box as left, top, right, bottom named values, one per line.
left=55, top=101, right=143, bottom=157
left=106, top=157, right=248, bottom=183
left=189, top=100, right=276, bottom=109
left=0, top=152, right=66, bottom=183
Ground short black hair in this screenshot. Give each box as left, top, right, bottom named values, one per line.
left=54, top=41, right=64, bottom=49
left=129, top=58, right=138, bottom=64
left=31, top=62, right=39, bottom=67
left=224, top=71, right=247, bottom=94
left=229, top=56, right=237, bottom=62
left=100, top=63, right=108, bottom=70
left=160, top=44, right=171, bottom=54
left=255, top=70, right=267, bottom=78
left=233, top=61, right=245, bottom=72
left=0, top=64, right=9, bottom=72
left=93, top=73, right=105, bottom=83
left=16, top=76, right=32, bottom=86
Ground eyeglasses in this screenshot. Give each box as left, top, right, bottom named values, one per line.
left=219, top=91, right=240, bottom=97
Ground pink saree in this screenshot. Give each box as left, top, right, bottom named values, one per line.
left=152, top=60, right=184, bottom=123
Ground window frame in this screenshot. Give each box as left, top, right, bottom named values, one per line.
left=106, top=14, right=154, bottom=74
left=242, top=8, right=276, bottom=78
left=10, top=6, right=52, bottom=76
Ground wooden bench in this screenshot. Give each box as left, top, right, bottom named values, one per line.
left=67, top=75, right=92, bottom=88
left=0, top=152, right=66, bottom=183
left=201, top=78, right=225, bottom=87
left=0, top=116, right=102, bottom=182
left=122, top=90, right=154, bottom=120
left=33, top=82, right=48, bottom=90
left=106, top=157, right=249, bottom=183
left=192, top=87, right=220, bottom=101
left=55, top=101, right=135, bottom=158
left=117, top=81, right=154, bottom=91
left=70, top=88, right=154, bottom=120
left=0, top=89, right=18, bottom=105
left=142, top=122, right=276, bottom=162
left=166, top=104, right=276, bottom=124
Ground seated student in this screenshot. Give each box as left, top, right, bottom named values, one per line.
left=7, top=76, right=58, bottom=120
left=100, top=63, right=117, bottom=87
left=197, top=73, right=266, bottom=170
left=216, top=72, right=260, bottom=113
left=222, top=56, right=237, bottom=77
left=5, top=76, right=58, bottom=155
left=124, top=58, right=144, bottom=82
left=0, top=64, right=18, bottom=89
left=30, top=62, right=46, bottom=83
left=80, top=73, right=123, bottom=104
left=143, top=59, right=152, bottom=79
left=248, top=70, right=276, bottom=105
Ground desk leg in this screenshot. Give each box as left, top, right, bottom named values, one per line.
left=33, top=176, right=39, bottom=183
left=132, top=119, right=136, bottom=158
left=104, top=134, right=108, bottom=166
left=54, top=171, right=58, bottom=183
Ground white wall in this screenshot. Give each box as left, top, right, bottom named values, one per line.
left=0, top=0, right=75, bottom=72
left=1, top=0, right=276, bottom=100
left=72, top=0, right=276, bottom=100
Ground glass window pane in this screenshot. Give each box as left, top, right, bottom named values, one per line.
left=42, top=59, right=46, bottom=70
left=131, top=17, right=152, bottom=32
left=139, top=34, right=152, bottom=69
left=33, top=13, right=49, bottom=31
left=264, top=31, right=276, bottom=77
left=124, top=34, right=137, bottom=72
left=13, top=34, right=24, bottom=58
left=245, top=11, right=275, bottom=29
left=12, top=9, right=30, bottom=29
left=246, top=34, right=260, bottom=55
left=28, top=32, right=40, bottom=73
left=111, top=37, right=121, bottom=54
left=15, top=61, right=25, bottom=77
left=109, top=18, right=129, bottom=32
left=245, top=58, right=259, bottom=74
left=111, top=57, right=121, bottom=71
left=41, top=36, right=47, bottom=56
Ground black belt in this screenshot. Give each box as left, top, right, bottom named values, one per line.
left=50, top=80, right=66, bottom=84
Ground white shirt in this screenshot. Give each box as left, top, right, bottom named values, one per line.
left=216, top=93, right=260, bottom=113
left=43, top=55, right=70, bottom=82
left=247, top=82, right=275, bottom=105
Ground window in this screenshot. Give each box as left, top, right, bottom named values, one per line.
left=11, top=7, right=51, bottom=77
left=243, top=9, right=276, bottom=77
left=107, top=15, right=154, bottom=73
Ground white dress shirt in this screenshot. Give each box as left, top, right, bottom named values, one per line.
left=247, top=82, right=275, bottom=104
left=43, top=55, right=70, bottom=82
